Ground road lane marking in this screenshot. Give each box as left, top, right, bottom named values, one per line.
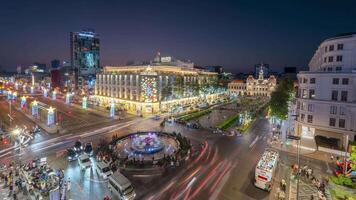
left=249, top=136, right=259, bottom=149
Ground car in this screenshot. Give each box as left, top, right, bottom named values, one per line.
left=153, top=115, right=160, bottom=120
left=84, top=142, right=93, bottom=156
left=78, top=154, right=92, bottom=170
left=96, top=162, right=113, bottom=179
left=74, top=141, right=83, bottom=154
left=67, top=148, right=77, bottom=161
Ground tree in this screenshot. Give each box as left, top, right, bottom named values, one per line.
left=269, top=79, right=294, bottom=120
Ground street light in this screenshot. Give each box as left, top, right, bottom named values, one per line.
left=287, top=134, right=301, bottom=200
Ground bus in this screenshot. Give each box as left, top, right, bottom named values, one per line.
left=254, top=149, right=279, bottom=191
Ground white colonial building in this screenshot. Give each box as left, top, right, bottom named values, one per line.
left=295, top=33, right=356, bottom=148
left=228, top=67, right=276, bottom=97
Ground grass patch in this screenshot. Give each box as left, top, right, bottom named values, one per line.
left=216, top=113, right=240, bottom=131
left=330, top=175, right=356, bottom=189
left=178, top=109, right=212, bottom=122
left=330, top=187, right=356, bottom=200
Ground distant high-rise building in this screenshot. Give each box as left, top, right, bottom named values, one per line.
left=254, top=63, right=269, bottom=79
left=205, top=66, right=223, bottom=74
left=70, top=29, right=100, bottom=88
left=51, top=59, right=61, bottom=69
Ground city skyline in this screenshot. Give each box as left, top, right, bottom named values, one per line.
left=0, top=0, right=356, bottom=73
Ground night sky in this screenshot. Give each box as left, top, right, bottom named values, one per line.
left=1, top=0, right=356, bottom=73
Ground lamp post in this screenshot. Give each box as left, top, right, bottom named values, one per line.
left=287, top=134, right=301, bottom=200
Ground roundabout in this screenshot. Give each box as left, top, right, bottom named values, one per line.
left=115, top=132, right=180, bottom=161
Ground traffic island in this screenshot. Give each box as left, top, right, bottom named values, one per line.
left=97, top=131, right=191, bottom=175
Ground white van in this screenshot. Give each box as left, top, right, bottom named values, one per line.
left=108, top=172, right=136, bottom=200
left=78, top=154, right=92, bottom=170
left=96, top=162, right=112, bottom=179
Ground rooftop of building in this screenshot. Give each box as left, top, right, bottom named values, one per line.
left=324, top=32, right=356, bottom=42
left=229, top=79, right=244, bottom=84
left=103, top=65, right=217, bottom=75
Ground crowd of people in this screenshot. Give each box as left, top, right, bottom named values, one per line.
left=0, top=159, right=64, bottom=200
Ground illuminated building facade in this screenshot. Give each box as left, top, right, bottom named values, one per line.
left=93, top=57, right=221, bottom=114
left=295, top=33, right=356, bottom=147
left=228, top=67, right=276, bottom=97
left=70, top=29, right=100, bottom=88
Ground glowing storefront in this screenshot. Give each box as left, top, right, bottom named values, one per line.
left=93, top=64, right=223, bottom=114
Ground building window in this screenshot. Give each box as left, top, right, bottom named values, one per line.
left=337, top=44, right=343, bottom=50
left=340, top=106, right=346, bottom=115
left=339, top=119, right=345, bottom=128
left=301, top=102, right=307, bottom=111
left=336, top=55, right=343, bottom=62
left=341, top=91, right=348, bottom=102
left=297, top=101, right=300, bottom=110
left=302, top=89, right=308, bottom=98
left=342, top=78, right=349, bottom=85
left=327, top=67, right=332, bottom=71
left=310, top=78, right=316, bottom=84
left=301, top=114, right=305, bottom=122
left=330, top=106, right=337, bottom=114
left=331, top=90, right=338, bottom=101
left=328, top=56, right=334, bottom=62
left=329, top=45, right=334, bottom=51
left=324, top=57, right=327, bottom=63
left=332, top=78, right=339, bottom=84
left=309, top=89, right=315, bottom=99
left=325, top=46, right=328, bottom=52
left=308, top=104, right=314, bottom=112
left=329, top=118, right=336, bottom=127
left=303, top=78, right=307, bottom=84
left=307, top=115, right=313, bottom=123
left=336, top=66, right=342, bottom=71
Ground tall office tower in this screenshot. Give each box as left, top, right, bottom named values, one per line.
left=70, top=29, right=100, bottom=88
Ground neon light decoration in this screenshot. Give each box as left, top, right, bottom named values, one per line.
left=7, top=91, right=12, bottom=100
left=43, top=88, right=48, bottom=97
left=22, top=85, right=26, bottom=92
left=110, top=101, right=115, bottom=117
left=82, top=97, right=87, bottom=109
left=47, top=107, right=55, bottom=126
left=32, top=100, right=38, bottom=116
left=141, top=76, right=158, bottom=103
left=52, top=91, right=56, bottom=100
left=12, top=92, right=17, bottom=100
left=65, top=93, right=70, bottom=104
left=15, top=83, right=18, bottom=90
left=30, top=86, right=34, bottom=94
left=20, top=96, right=26, bottom=108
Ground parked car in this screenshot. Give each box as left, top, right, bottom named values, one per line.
left=186, top=122, right=199, bottom=129
left=67, top=148, right=77, bottom=161
left=74, top=140, right=83, bottom=154
left=153, top=115, right=160, bottom=120
left=84, top=142, right=93, bottom=156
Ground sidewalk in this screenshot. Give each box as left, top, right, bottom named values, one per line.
left=269, top=138, right=337, bottom=164
left=13, top=106, right=58, bottom=134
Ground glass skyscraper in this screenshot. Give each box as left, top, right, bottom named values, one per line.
left=70, top=29, right=100, bottom=88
